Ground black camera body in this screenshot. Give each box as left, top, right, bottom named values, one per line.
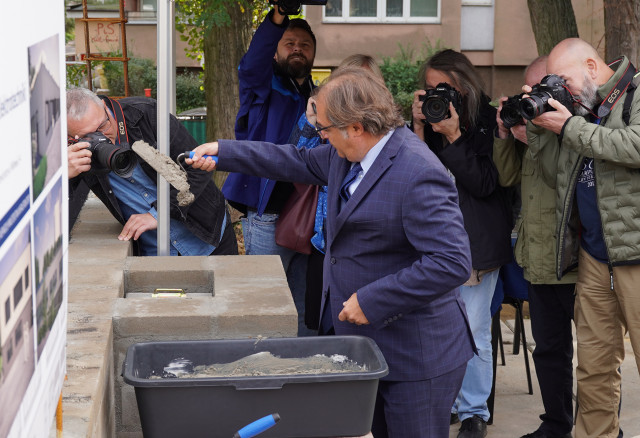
left=419, top=83, right=463, bottom=124
left=81, top=132, right=137, bottom=178
left=268, top=0, right=327, bottom=15
left=519, top=74, right=574, bottom=120
left=500, top=93, right=525, bottom=129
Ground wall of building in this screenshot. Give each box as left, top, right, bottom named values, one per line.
left=73, top=22, right=201, bottom=68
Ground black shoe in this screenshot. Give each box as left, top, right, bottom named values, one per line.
left=450, top=413, right=460, bottom=425
left=457, top=415, right=487, bottom=438
left=520, top=430, right=572, bottom=438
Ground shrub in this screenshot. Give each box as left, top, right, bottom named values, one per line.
left=102, top=56, right=157, bottom=98
left=102, top=57, right=205, bottom=112
left=380, top=41, right=445, bottom=121
left=176, top=70, right=206, bottom=113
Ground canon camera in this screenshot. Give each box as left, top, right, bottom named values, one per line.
left=268, top=0, right=327, bottom=15
left=419, top=83, right=463, bottom=124
left=519, top=74, right=574, bottom=120
left=80, top=132, right=137, bottom=178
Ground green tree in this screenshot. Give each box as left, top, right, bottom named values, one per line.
left=527, top=0, right=579, bottom=55
left=604, top=0, right=639, bottom=66
left=175, top=0, right=269, bottom=187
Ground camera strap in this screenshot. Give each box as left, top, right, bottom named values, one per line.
left=597, top=58, right=637, bottom=119
left=99, top=95, right=130, bottom=146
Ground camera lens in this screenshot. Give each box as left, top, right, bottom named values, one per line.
left=423, top=96, right=449, bottom=123
left=109, top=149, right=137, bottom=178
left=519, top=94, right=549, bottom=120
left=500, top=107, right=523, bottom=129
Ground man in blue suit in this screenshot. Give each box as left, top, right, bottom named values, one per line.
left=188, top=68, right=475, bottom=437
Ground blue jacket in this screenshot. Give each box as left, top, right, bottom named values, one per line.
left=222, top=11, right=314, bottom=214
left=216, top=126, right=475, bottom=381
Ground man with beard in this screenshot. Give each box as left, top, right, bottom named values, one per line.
left=525, top=38, right=640, bottom=437
left=222, top=1, right=316, bottom=336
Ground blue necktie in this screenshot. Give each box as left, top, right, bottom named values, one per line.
left=339, top=162, right=362, bottom=204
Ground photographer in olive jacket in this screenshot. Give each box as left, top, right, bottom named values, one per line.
left=525, top=38, right=640, bottom=438
left=66, top=87, right=237, bottom=256
left=412, top=49, right=513, bottom=438
left=494, top=56, right=577, bottom=438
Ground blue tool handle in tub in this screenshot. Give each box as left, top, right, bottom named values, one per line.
left=232, top=413, right=280, bottom=438
left=188, top=150, right=218, bottom=163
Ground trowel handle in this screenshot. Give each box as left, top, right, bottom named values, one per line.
left=187, top=150, right=218, bottom=163
left=233, top=413, right=280, bottom=438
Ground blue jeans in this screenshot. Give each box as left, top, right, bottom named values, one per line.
left=453, top=268, right=499, bottom=422
left=242, top=211, right=316, bottom=337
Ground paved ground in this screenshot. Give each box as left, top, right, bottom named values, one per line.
left=449, top=319, right=640, bottom=438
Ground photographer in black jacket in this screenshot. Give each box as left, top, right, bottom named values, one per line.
left=66, top=87, right=237, bottom=256
left=412, top=49, right=513, bottom=438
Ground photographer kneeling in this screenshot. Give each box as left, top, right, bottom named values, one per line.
left=411, top=49, right=513, bottom=438
left=66, top=87, right=237, bottom=256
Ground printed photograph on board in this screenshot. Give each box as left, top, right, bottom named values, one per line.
left=28, top=34, right=62, bottom=201
left=0, top=224, right=36, bottom=438
left=33, top=178, right=63, bottom=358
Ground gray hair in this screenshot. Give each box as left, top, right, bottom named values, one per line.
left=337, top=54, right=383, bottom=80
left=318, top=67, right=404, bottom=136
left=67, top=87, right=103, bottom=121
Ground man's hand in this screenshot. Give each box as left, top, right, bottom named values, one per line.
left=271, top=0, right=286, bottom=24
left=531, top=98, right=572, bottom=135
left=185, top=142, right=219, bottom=172
left=118, top=213, right=157, bottom=241
left=68, top=141, right=92, bottom=178
left=511, top=124, right=528, bottom=144
left=431, top=102, right=462, bottom=144
left=338, top=293, right=369, bottom=325
left=306, top=96, right=318, bottom=127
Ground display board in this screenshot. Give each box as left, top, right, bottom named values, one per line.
left=0, top=0, right=68, bottom=436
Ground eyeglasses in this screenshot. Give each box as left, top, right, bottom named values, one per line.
left=315, top=122, right=337, bottom=136
left=97, top=108, right=111, bottom=132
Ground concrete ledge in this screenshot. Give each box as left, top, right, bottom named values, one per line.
left=59, top=195, right=297, bottom=437
left=61, top=196, right=129, bottom=438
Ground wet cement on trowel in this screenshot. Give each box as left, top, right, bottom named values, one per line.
left=164, top=352, right=367, bottom=379
left=131, top=140, right=195, bottom=206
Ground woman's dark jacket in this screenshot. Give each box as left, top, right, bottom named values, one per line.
left=69, top=97, right=228, bottom=248
left=423, top=94, right=513, bottom=270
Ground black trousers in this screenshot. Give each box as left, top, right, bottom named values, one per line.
left=305, top=246, right=324, bottom=330
left=527, top=282, right=575, bottom=436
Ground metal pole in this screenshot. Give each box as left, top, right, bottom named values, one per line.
left=156, top=0, right=174, bottom=255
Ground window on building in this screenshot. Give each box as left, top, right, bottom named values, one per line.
left=5, top=298, right=11, bottom=324
left=460, top=0, right=494, bottom=50
left=15, top=323, right=22, bottom=344
left=24, top=266, right=29, bottom=290
left=14, top=279, right=23, bottom=306
left=323, top=0, right=439, bottom=23
left=141, top=0, right=157, bottom=11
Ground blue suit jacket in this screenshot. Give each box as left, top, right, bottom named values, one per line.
left=218, top=126, right=475, bottom=381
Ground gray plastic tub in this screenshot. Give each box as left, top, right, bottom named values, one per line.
left=122, top=336, right=388, bottom=438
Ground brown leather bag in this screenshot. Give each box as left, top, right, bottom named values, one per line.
left=275, top=183, right=320, bottom=255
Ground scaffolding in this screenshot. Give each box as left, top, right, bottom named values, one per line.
left=75, top=0, right=130, bottom=96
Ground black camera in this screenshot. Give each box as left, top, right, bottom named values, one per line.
left=500, top=93, right=525, bottom=129
left=268, top=0, right=327, bottom=15
left=519, top=74, right=575, bottom=120
left=419, top=83, right=463, bottom=124
left=81, top=132, right=137, bottom=178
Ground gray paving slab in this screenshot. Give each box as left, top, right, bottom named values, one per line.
left=449, top=320, right=640, bottom=438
